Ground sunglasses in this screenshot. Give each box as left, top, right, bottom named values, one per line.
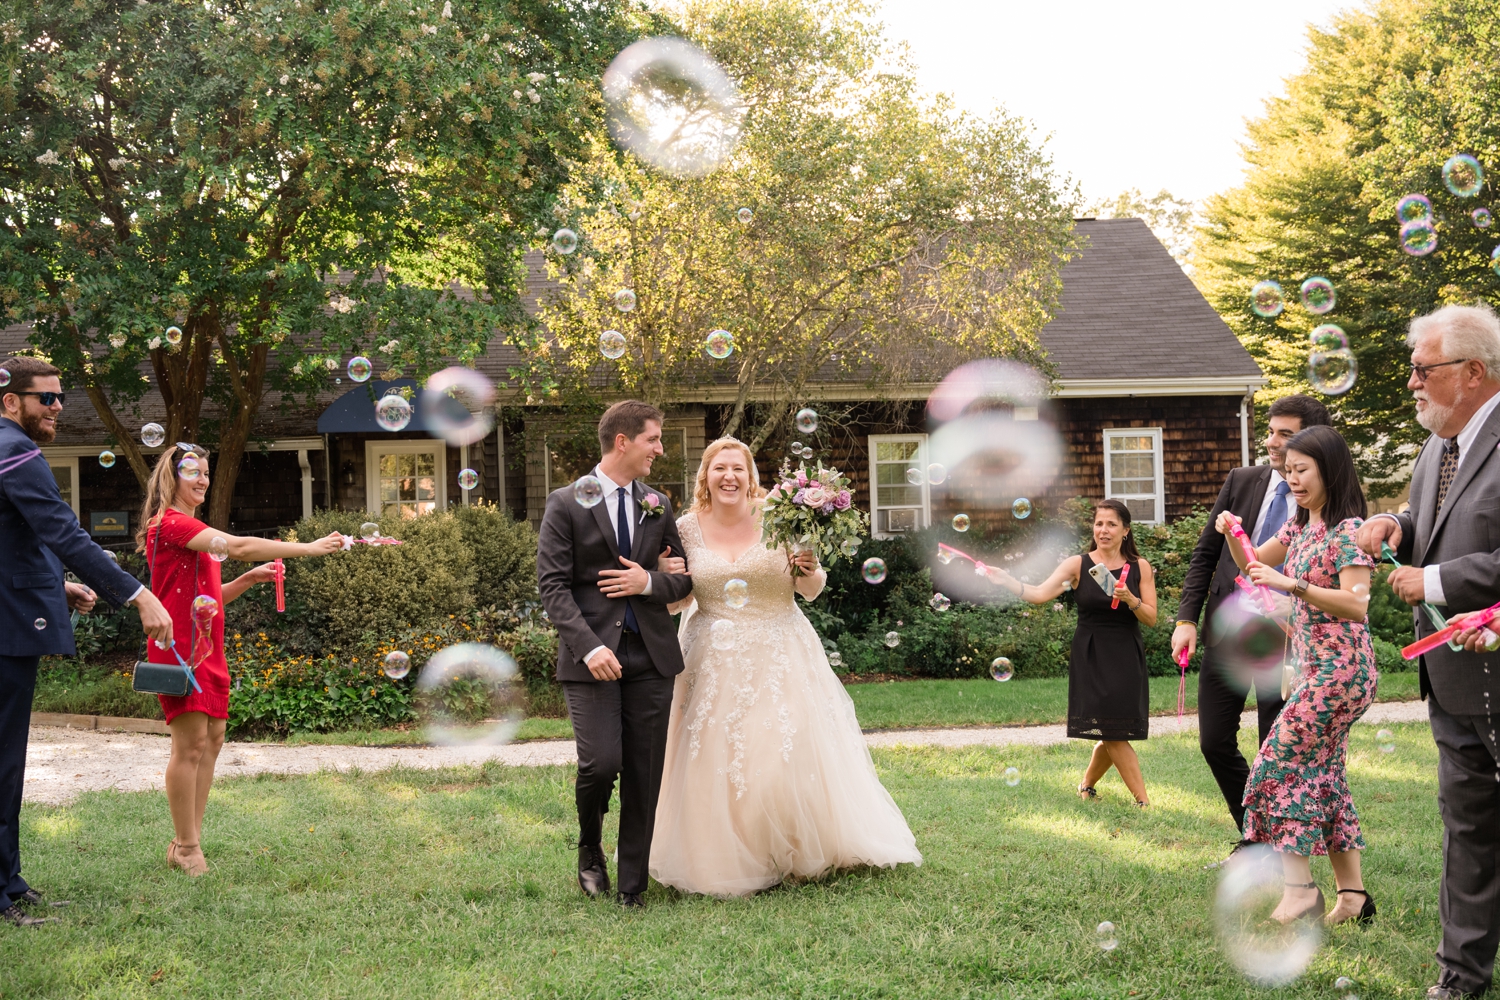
left=11, top=391, right=65, bottom=406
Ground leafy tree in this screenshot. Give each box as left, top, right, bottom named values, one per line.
left=0, top=0, right=636, bottom=524
left=530, top=0, right=1077, bottom=453
left=1193, top=0, right=1500, bottom=494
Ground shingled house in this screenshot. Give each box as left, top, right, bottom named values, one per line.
left=4, top=218, right=1265, bottom=546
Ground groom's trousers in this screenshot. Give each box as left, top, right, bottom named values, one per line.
left=563, top=632, right=675, bottom=896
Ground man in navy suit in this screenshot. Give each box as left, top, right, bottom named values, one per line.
left=0, top=357, right=172, bottom=927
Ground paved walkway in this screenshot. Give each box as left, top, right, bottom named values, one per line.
left=24, top=700, right=1431, bottom=806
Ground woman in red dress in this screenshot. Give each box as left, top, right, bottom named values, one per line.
left=136, top=444, right=343, bottom=876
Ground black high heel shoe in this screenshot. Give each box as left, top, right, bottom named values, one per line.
left=1330, top=888, right=1376, bottom=926
left=1275, top=881, right=1325, bottom=924
left=1078, top=785, right=1098, bottom=800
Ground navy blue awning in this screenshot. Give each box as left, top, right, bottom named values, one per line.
left=317, top=380, right=428, bottom=434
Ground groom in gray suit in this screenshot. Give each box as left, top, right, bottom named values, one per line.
left=1359, top=304, right=1500, bottom=999
left=536, top=400, right=694, bottom=908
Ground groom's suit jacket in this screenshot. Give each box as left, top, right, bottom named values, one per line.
left=1391, top=402, right=1500, bottom=709
left=536, top=478, right=695, bottom=682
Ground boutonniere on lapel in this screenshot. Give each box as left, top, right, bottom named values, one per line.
left=638, top=492, right=665, bottom=523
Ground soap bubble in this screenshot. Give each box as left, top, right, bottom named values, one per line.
left=884, top=631, right=901, bottom=648
left=737, top=207, right=753, bottom=224
left=1400, top=220, right=1438, bottom=256
left=710, top=618, right=735, bottom=650
left=415, top=643, right=524, bottom=746
left=1214, top=842, right=1322, bottom=986
left=1376, top=728, right=1395, bottom=753
left=862, top=557, right=887, bottom=584
left=382, top=650, right=411, bottom=680
left=374, top=393, right=412, bottom=432
left=614, top=288, right=637, bottom=312
left=165, top=325, right=183, bottom=345
left=360, top=522, right=380, bottom=540
left=1250, top=280, right=1284, bottom=318
left=1309, top=348, right=1358, bottom=395
left=1444, top=154, right=1484, bottom=198
left=0, top=369, right=9, bottom=387
left=347, top=356, right=372, bottom=383
left=1335, top=976, right=1355, bottom=991
left=573, top=475, right=605, bottom=508
left=828, top=650, right=842, bottom=668
left=990, top=657, right=1014, bottom=682
left=1012, top=497, right=1033, bottom=519
left=704, top=329, right=735, bottom=359
left=601, top=37, right=742, bottom=178
left=795, top=408, right=818, bottom=434
left=905, top=467, right=923, bottom=486
left=191, top=594, right=219, bottom=621
left=458, top=468, right=478, bottom=490
left=34, top=617, right=46, bottom=630
left=927, top=463, right=947, bottom=485
left=724, top=578, right=749, bottom=609
left=937, top=547, right=957, bottom=565
left=207, top=536, right=228, bottom=563
left=1004, top=766, right=1020, bottom=786
left=177, top=455, right=201, bottom=481
left=1208, top=601, right=1288, bottom=691
left=141, top=423, right=165, bottom=448
left=599, top=330, right=627, bottom=360
left=1473, top=208, right=1493, bottom=229
left=952, top=513, right=971, bottom=532
left=420, top=367, right=495, bottom=446
left=1310, top=324, right=1349, bottom=351
left=1397, top=193, right=1433, bottom=224
left=551, top=228, right=578, bottom=254
left=929, top=593, right=952, bottom=612
left=1299, top=277, right=1336, bottom=314
left=98, top=450, right=116, bottom=468
left=1096, top=921, right=1118, bottom=951
left=839, top=538, right=860, bottom=558
left=1491, top=245, right=1500, bottom=276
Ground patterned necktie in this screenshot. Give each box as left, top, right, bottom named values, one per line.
left=616, top=487, right=638, bottom=633
left=1436, top=438, right=1461, bottom=512
left=1255, top=480, right=1292, bottom=547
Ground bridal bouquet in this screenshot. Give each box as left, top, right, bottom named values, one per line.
left=762, top=460, right=870, bottom=573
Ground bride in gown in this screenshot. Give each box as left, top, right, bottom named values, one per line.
left=649, top=437, right=922, bottom=897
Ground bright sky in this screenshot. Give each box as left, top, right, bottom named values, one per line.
left=876, top=0, right=1360, bottom=205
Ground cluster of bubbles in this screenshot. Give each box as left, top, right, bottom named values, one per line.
left=458, top=468, right=479, bottom=491
left=414, top=643, right=524, bottom=746
left=98, top=450, right=115, bottom=468
left=601, top=37, right=742, bottom=178
left=795, top=408, right=818, bottom=434
left=375, top=393, right=412, bottom=432
left=347, top=356, right=372, bottom=383
left=724, top=578, right=749, bottom=609
left=1214, top=843, right=1322, bottom=986
left=862, top=557, right=887, bottom=584
left=141, top=423, right=166, bottom=448
left=1251, top=274, right=1357, bottom=396
left=710, top=618, right=735, bottom=651
left=904, top=463, right=947, bottom=486
left=574, top=475, right=605, bottom=508
left=382, top=650, right=411, bottom=680
left=704, top=329, right=735, bottom=359
left=600, top=330, right=627, bottom=360
left=1309, top=324, right=1358, bottom=395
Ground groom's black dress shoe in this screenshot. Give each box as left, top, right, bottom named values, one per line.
left=578, top=845, right=610, bottom=898
left=1427, top=986, right=1479, bottom=999
left=617, top=892, right=645, bottom=909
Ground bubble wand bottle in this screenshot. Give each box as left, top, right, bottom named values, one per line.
left=273, top=558, right=285, bottom=613
left=1176, top=646, right=1190, bottom=721
left=1403, top=597, right=1500, bottom=659
left=1222, top=512, right=1278, bottom=616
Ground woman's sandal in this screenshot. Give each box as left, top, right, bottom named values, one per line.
left=1274, top=881, right=1326, bottom=924
left=168, top=839, right=209, bottom=877
left=1078, top=785, right=1099, bottom=800
left=1328, top=888, right=1376, bottom=926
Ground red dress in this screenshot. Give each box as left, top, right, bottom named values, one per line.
left=146, top=509, right=229, bottom=723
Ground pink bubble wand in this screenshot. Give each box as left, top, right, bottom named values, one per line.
left=1404, top=597, right=1500, bottom=659
left=1176, top=646, right=1190, bottom=721
left=1223, top=512, right=1278, bottom=616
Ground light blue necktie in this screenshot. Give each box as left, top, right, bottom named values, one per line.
left=1254, top=480, right=1292, bottom=547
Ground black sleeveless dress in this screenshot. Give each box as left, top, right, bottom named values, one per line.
left=1068, top=553, right=1149, bottom=741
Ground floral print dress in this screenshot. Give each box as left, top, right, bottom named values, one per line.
left=1242, top=516, right=1377, bottom=856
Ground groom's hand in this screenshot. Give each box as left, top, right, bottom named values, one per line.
left=598, top=556, right=650, bottom=597
left=586, top=647, right=624, bottom=681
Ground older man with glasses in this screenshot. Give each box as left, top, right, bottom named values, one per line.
left=0, top=356, right=173, bottom=928
left=1358, top=304, right=1500, bottom=999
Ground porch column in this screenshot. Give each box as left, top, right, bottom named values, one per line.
left=297, top=449, right=314, bottom=519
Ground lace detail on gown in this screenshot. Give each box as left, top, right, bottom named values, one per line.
left=648, top=513, right=922, bottom=897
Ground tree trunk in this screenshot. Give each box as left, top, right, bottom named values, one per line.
left=206, top=339, right=270, bottom=530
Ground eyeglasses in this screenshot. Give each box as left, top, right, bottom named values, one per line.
left=1411, top=358, right=1471, bottom=382
left=11, top=391, right=65, bottom=406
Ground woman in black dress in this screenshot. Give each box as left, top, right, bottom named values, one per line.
left=985, top=499, right=1158, bottom=805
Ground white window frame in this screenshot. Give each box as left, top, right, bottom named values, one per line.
left=868, top=433, right=930, bottom=538
left=44, top=454, right=80, bottom=520
left=365, top=439, right=446, bottom=516
left=1102, top=427, right=1165, bottom=525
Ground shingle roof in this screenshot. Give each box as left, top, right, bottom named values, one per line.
left=1039, top=218, right=1263, bottom=381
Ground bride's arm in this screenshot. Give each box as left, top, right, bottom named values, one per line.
left=791, top=549, right=826, bottom=601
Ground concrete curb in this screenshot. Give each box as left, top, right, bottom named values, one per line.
left=30, top=711, right=169, bottom=735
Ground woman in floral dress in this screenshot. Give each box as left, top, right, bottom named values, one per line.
left=1218, top=423, right=1377, bottom=927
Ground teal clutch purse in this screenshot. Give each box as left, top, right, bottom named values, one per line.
left=131, top=641, right=201, bottom=697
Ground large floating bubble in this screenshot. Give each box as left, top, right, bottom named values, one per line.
left=177, top=455, right=201, bottom=481
left=905, top=467, right=923, bottom=486
left=207, top=536, right=228, bottom=563
left=861, top=557, right=887, bottom=584
left=382, top=651, right=411, bottom=680
left=1491, top=245, right=1500, bottom=276
left=1400, top=220, right=1438, bottom=257
left=1012, top=497, right=1033, bottom=519
left=990, top=657, right=1014, bottom=682
left=347, top=356, right=372, bottom=383
left=1309, top=347, right=1358, bottom=395
left=927, top=463, right=947, bottom=486
left=1473, top=208, right=1493, bottom=229
left=1299, top=277, right=1336, bottom=315
left=34, top=617, right=46, bottom=630
left=1003, top=766, right=1020, bottom=786
left=1250, top=281, right=1285, bottom=318
left=98, top=450, right=116, bottom=469
left=416, top=643, right=524, bottom=747
left=929, top=593, right=951, bottom=612
left=360, top=522, right=380, bottom=541
left=1444, top=154, right=1484, bottom=198
left=704, top=329, right=735, bottom=359
left=795, top=408, right=818, bottom=434
left=1376, top=728, right=1395, bottom=753
left=952, top=513, right=971, bottom=532
left=827, top=650, right=842, bottom=668
left=1310, top=324, right=1348, bottom=351
left=724, top=578, right=749, bottom=609
left=551, top=228, right=578, bottom=255
left=573, top=475, right=605, bottom=509
left=141, top=423, right=165, bottom=448
left=599, top=330, right=627, bottom=360
left=165, top=325, right=183, bottom=346
left=374, top=393, right=412, bottom=432
left=884, top=631, right=901, bottom=648
left=0, top=369, right=9, bottom=387
left=839, top=537, right=860, bottom=558
left=458, top=468, right=478, bottom=491
left=1214, top=843, right=1322, bottom=986
left=1397, top=193, right=1433, bottom=224
left=601, top=37, right=742, bottom=178
left=614, top=289, right=637, bottom=312
left=710, top=618, right=735, bottom=651
left=1207, top=601, right=1289, bottom=696
left=420, top=367, right=495, bottom=446
left=1096, top=921, right=1119, bottom=952
left=737, top=207, right=753, bottom=224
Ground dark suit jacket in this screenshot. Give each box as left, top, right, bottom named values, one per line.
left=536, top=478, right=695, bottom=682
left=1392, top=402, right=1500, bottom=708
left=1175, top=464, right=1275, bottom=649
left=0, top=417, right=143, bottom=657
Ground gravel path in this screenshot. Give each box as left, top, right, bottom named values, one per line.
left=24, top=700, right=1432, bottom=806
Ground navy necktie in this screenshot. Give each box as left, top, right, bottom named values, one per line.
left=616, top=487, right=638, bottom=633
left=1255, top=480, right=1292, bottom=547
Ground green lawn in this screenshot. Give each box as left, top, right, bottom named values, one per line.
left=9, top=724, right=1442, bottom=998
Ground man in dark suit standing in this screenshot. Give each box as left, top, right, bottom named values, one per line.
left=0, top=357, right=173, bottom=927
left=536, top=400, right=695, bottom=909
left=1172, top=393, right=1330, bottom=845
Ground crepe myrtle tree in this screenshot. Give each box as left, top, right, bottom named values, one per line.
left=0, top=0, right=640, bottom=525
left=533, top=0, right=1077, bottom=454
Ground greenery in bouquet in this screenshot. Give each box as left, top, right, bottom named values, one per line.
left=762, top=460, right=870, bottom=574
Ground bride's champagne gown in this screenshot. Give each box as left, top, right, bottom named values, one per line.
left=648, top=512, right=922, bottom=897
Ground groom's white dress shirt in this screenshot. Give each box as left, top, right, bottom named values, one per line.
left=583, top=465, right=653, bottom=668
